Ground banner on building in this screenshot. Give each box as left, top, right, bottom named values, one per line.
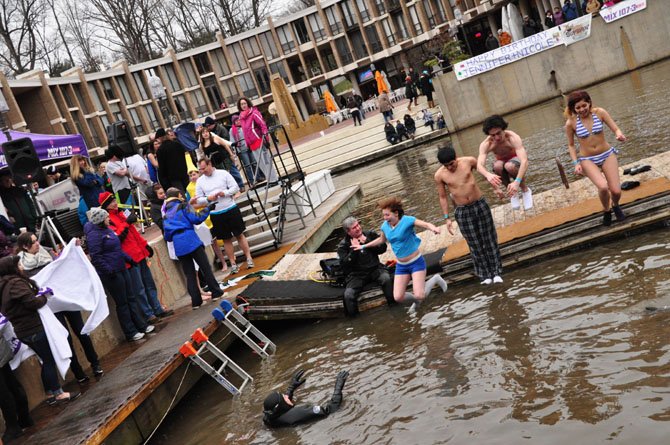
left=455, top=14, right=594, bottom=81
left=599, top=0, right=647, bottom=23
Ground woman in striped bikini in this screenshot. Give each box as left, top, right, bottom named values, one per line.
left=565, top=90, right=627, bottom=226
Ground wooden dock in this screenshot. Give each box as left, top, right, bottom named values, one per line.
left=242, top=151, right=670, bottom=320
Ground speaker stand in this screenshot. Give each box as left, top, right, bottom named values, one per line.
left=26, top=186, right=65, bottom=250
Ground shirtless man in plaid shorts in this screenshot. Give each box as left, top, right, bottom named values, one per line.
left=435, top=144, right=503, bottom=285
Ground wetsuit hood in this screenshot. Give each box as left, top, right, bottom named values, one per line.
left=263, top=391, right=292, bottom=425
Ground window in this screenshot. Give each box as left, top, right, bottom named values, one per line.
left=228, top=43, right=246, bottom=71
left=409, top=6, right=423, bottom=34
left=335, top=38, right=353, bottom=64
left=259, top=32, right=279, bottom=59
left=293, top=18, right=311, bottom=45
left=320, top=48, right=338, bottom=71
left=87, top=118, right=102, bottom=146
left=74, top=85, right=90, bottom=113
left=381, top=20, right=395, bottom=46
left=356, top=0, right=370, bottom=22
left=253, top=66, right=272, bottom=95
left=325, top=7, right=342, bottom=34
left=374, top=0, right=385, bottom=15
left=100, top=114, right=110, bottom=132
left=117, top=77, right=133, bottom=103
left=203, top=77, right=223, bottom=110
left=308, top=14, right=326, bottom=41
left=144, top=104, right=160, bottom=130
left=61, top=86, right=75, bottom=108
left=350, top=31, right=367, bottom=59
left=101, top=79, right=115, bottom=100
left=173, top=95, right=189, bottom=121
left=394, top=14, right=409, bottom=40
left=163, top=64, right=181, bottom=92
left=191, top=90, right=209, bottom=116
left=269, top=61, right=290, bottom=85
left=365, top=26, right=382, bottom=53
left=128, top=108, right=144, bottom=134
left=108, top=102, right=123, bottom=121
left=212, top=49, right=231, bottom=76
left=243, top=37, right=262, bottom=58
left=341, top=1, right=357, bottom=28
left=220, top=79, right=239, bottom=106
left=277, top=25, right=296, bottom=53
left=422, top=0, right=436, bottom=27
left=194, top=53, right=212, bottom=75
left=238, top=73, right=258, bottom=99
left=133, top=73, right=149, bottom=100
left=432, top=0, right=446, bottom=23
left=181, top=60, right=199, bottom=86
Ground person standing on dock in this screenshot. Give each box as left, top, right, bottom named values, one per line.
left=338, top=216, right=394, bottom=316
left=477, top=115, right=533, bottom=210
left=352, top=197, right=447, bottom=313
left=435, top=144, right=504, bottom=285
left=565, top=90, right=627, bottom=226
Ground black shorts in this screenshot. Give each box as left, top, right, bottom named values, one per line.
left=209, top=206, right=246, bottom=240
left=425, top=91, right=433, bottom=101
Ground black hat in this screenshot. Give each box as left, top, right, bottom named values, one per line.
left=263, top=391, right=292, bottom=420
left=204, top=117, right=216, bottom=127
left=155, top=128, right=166, bottom=138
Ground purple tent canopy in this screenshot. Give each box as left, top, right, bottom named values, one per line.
left=0, top=130, right=89, bottom=169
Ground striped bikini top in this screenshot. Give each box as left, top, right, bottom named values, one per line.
left=575, top=113, right=603, bottom=139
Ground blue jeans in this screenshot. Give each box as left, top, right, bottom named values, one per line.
left=229, top=164, right=245, bottom=189
left=20, top=331, right=63, bottom=395
left=238, top=150, right=259, bottom=184
left=129, top=261, right=164, bottom=318
left=100, top=269, right=147, bottom=339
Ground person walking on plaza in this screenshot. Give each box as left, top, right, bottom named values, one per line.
left=404, top=76, right=418, bottom=111
left=419, top=70, right=435, bottom=108
left=98, top=192, right=173, bottom=322
left=564, top=90, right=627, bottom=226
left=337, top=216, right=394, bottom=316
left=156, top=128, right=189, bottom=192
left=435, top=144, right=503, bottom=285
left=163, top=188, right=224, bottom=309
left=408, top=67, right=420, bottom=106
left=0, top=256, right=81, bottom=405
left=16, top=232, right=104, bottom=383
left=85, top=207, right=153, bottom=341
left=378, top=91, right=394, bottom=124
left=352, top=197, right=446, bottom=313
left=477, top=115, right=533, bottom=210
left=195, top=158, right=254, bottom=275
left=237, top=97, right=277, bottom=184
left=0, top=315, right=33, bottom=443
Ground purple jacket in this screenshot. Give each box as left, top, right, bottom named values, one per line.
left=238, top=107, right=268, bottom=151
left=84, top=222, right=131, bottom=276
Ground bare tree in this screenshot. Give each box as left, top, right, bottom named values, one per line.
left=61, top=1, right=102, bottom=72
left=0, top=0, right=48, bottom=75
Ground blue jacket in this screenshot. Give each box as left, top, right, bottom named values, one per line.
left=563, top=2, right=578, bottom=20
left=163, top=199, right=208, bottom=257
left=84, top=222, right=131, bottom=276
left=75, top=172, right=105, bottom=208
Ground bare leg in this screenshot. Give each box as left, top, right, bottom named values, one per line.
left=211, top=238, right=227, bottom=271
left=222, top=239, right=237, bottom=267
left=600, top=154, right=622, bottom=206
left=410, top=269, right=428, bottom=301
left=580, top=160, right=611, bottom=210
left=235, top=234, right=253, bottom=262
left=492, top=160, right=507, bottom=199
left=393, top=273, right=412, bottom=303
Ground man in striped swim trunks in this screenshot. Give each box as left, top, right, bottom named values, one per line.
left=477, top=115, right=533, bottom=210
left=435, top=144, right=503, bottom=285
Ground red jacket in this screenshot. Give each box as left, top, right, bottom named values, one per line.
left=108, top=209, right=149, bottom=264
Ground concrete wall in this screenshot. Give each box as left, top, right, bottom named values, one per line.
left=434, top=2, right=670, bottom=131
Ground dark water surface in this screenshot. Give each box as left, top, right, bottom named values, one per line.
left=151, top=61, right=670, bottom=444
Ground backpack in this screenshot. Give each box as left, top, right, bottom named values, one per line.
left=319, top=258, right=346, bottom=288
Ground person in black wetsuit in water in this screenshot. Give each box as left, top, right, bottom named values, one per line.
left=263, top=369, right=349, bottom=427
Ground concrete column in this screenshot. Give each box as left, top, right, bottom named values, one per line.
left=519, top=0, right=532, bottom=17
left=415, top=0, right=431, bottom=34
left=0, top=72, right=26, bottom=130
left=295, top=90, right=309, bottom=120
left=487, top=13, right=498, bottom=33
left=441, top=0, right=455, bottom=21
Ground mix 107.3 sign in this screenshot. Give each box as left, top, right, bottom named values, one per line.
left=0, top=142, right=85, bottom=169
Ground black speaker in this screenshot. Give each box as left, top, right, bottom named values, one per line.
left=1, top=137, right=45, bottom=185
left=106, top=121, right=138, bottom=157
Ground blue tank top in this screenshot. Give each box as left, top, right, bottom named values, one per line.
left=147, top=159, right=158, bottom=183
left=381, top=215, right=421, bottom=258
left=575, top=113, right=603, bottom=139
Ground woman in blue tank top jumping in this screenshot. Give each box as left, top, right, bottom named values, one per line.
left=354, top=197, right=446, bottom=313
left=565, top=90, right=627, bottom=226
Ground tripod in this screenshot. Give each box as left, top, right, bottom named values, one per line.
left=28, top=186, right=65, bottom=250
left=120, top=158, right=150, bottom=233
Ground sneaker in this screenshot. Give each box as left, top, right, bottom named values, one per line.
left=231, top=264, right=240, bottom=274
left=481, top=278, right=493, bottom=285
left=54, top=391, right=81, bottom=405
left=510, top=194, right=521, bottom=210
left=211, top=293, right=223, bottom=301
left=92, top=365, right=104, bottom=377
left=493, top=275, right=504, bottom=284
left=77, top=375, right=90, bottom=384
left=144, top=325, right=155, bottom=334
left=130, top=332, right=145, bottom=341
left=246, top=258, right=255, bottom=269
left=147, top=315, right=159, bottom=324
left=157, top=309, right=174, bottom=318
left=522, top=187, right=533, bottom=210
left=603, top=211, right=612, bottom=226
left=612, top=205, right=626, bottom=222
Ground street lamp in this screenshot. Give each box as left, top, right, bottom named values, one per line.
left=0, top=88, right=11, bottom=140
left=148, top=75, right=171, bottom=129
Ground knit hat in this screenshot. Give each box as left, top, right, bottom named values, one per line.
left=87, top=207, right=108, bottom=225
left=204, top=117, right=216, bottom=126
left=231, top=114, right=239, bottom=123
left=98, top=191, right=115, bottom=209
left=155, top=128, right=166, bottom=138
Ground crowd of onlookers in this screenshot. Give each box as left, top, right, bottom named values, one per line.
left=0, top=96, right=276, bottom=443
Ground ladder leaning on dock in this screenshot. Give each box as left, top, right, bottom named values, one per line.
left=212, top=300, right=276, bottom=359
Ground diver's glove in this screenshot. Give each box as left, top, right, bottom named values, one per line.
left=286, top=369, right=306, bottom=400
left=329, top=370, right=349, bottom=409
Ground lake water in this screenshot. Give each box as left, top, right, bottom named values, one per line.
left=150, top=59, right=670, bottom=444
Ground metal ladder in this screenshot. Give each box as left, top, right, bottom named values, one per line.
left=212, top=300, right=276, bottom=359
left=178, top=328, right=253, bottom=396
